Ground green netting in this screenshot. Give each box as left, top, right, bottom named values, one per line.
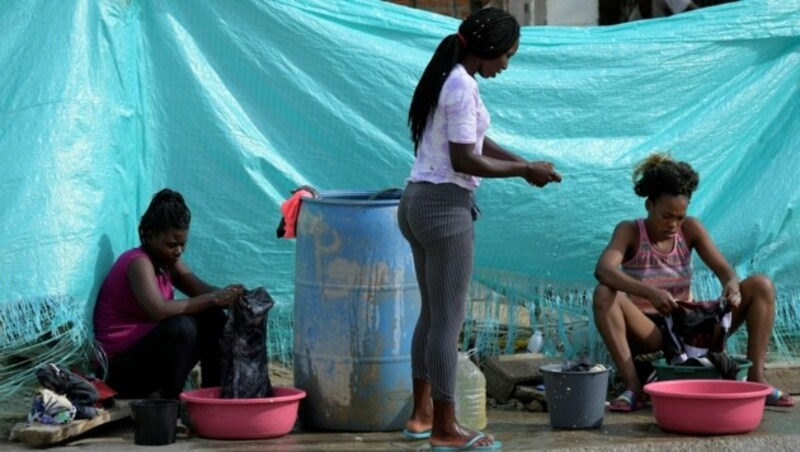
left=0, top=296, right=93, bottom=398
left=1, top=0, right=799, bottom=400
left=462, top=269, right=764, bottom=366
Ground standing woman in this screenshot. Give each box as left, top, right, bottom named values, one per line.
left=398, top=7, right=561, bottom=450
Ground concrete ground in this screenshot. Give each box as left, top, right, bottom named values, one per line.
left=4, top=403, right=798, bottom=451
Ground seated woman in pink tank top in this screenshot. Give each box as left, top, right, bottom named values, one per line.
left=592, top=153, right=792, bottom=411
left=93, top=189, right=244, bottom=400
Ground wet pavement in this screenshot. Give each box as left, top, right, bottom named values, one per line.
left=5, top=404, right=798, bottom=450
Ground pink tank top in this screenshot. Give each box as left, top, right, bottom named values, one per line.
left=621, top=219, right=693, bottom=313
left=93, top=247, right=174, bottom=358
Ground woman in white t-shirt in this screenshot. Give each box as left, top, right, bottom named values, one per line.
left=398, top=7, right=561, bottom=450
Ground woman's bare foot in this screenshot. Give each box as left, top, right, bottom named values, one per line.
left=404, top=379, right=433, bottom=437
left=404, top=417, right=433, bottom=436
left=430, top=424, right=495, bottom=449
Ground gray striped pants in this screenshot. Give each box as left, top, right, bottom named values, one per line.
left=397, top=182, right=474, bottom=402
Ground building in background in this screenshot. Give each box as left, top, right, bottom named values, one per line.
left=387, top=0, right=736, bottom=25
left=386, top=0, right=599, bottom=26
left=387, top=0, right=480, bottom=19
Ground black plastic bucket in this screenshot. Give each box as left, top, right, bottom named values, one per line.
left=130, top=399, right=179, bottom=445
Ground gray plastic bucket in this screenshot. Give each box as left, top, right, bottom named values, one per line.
left=540, top=364, right=610, bottom=429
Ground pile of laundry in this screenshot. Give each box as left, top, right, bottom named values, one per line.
left=27, top=364, right=115, bottom=425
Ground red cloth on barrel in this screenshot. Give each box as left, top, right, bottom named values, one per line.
left=279, top=189, right=314, bottom=239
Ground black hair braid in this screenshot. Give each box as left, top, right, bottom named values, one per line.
left=459, top=7, right=520, bottom=60
left=633, top=153, right=699, bottom=200
left=408, top=35, right=463, bottom=153
left=138, top=188, right=191, bottom=243
left=407, top=7, right=520, bottom=153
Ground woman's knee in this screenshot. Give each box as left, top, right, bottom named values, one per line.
left=742, top=274, right=775, bottom=304
left=162, top=315, right=199, bottom=344
left=593, top=284, right=618, bottom=313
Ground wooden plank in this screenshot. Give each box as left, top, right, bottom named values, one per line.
left=9, top=400, right=130, bottom=447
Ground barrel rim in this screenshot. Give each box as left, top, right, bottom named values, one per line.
left=303, top=189, right=402, bottom=206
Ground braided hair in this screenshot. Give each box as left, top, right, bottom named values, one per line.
left=138, top=188, right=191, bottom=244
left=632, top=153, right=699, bottom=200
left=408, top=7, right=520, bottom=153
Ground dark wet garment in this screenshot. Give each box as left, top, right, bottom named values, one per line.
left=650, top=300, right=740, bottom=380
left=679, top=352, right=741, bottom=380
left=220, top=287, right=276, bottom=398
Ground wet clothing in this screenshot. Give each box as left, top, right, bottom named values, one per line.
left=220, top=287, right=275, bottom=398
left=647, top=300, right=728, bottom=357
left=622, top=219, right=693, bottom=313
left=94, top=248, right=173, bottom=358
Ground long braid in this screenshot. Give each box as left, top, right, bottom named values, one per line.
left=408, top=7, right=520, bottom=153
left=138, top=188, right=191, bottom=243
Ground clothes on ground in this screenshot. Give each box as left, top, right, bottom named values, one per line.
left=93, top=247, right=174, bottom=358
left=35, top=363, right=100, bottom=419
left=622, top=218, right=693, bottom=313
left=28, top=389, right=77, bottom=425
left=220, top=287, right=275, bottom=398
left=408, top=63, right=489, bottom=191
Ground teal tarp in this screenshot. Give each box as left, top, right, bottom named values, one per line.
left=1, top=0, right=799, bottom=332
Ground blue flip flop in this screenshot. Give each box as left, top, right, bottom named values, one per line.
left=402, top=428, right=432, bottom=439
left=430, top=433, right=502, bottom=451
left=609, top=389, right=646, bottom=413
left=765, top=387, right=795, bottom=407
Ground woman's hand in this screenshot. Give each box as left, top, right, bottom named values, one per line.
left=722, top=279, right=742, bottom=308
left=649, top=288, right=678, bottom=315
left=525, top=161, right=561, bottom=187
left=211, top=284, right=245, bottom=307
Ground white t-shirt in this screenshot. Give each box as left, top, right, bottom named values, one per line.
left=629, top=0, right=693, bottom=20
left=408, top=64, right=490, bottom=191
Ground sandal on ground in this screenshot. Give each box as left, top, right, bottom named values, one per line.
left=401, top=427, right=432, bottom=439
left=609, top=389, right=646, bottom=413
left=430, top=433, right=502, bottom=451
left=766, top=388, right=795, bottom=407
left=176, top=420, right=192, bottom=439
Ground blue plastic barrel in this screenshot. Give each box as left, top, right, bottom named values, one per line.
left=293, top=189, right=420, bottom=431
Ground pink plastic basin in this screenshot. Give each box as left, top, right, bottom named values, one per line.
left=180, top=386, right=306, bottom=439
left=644, top=379, right=772, bottom=435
